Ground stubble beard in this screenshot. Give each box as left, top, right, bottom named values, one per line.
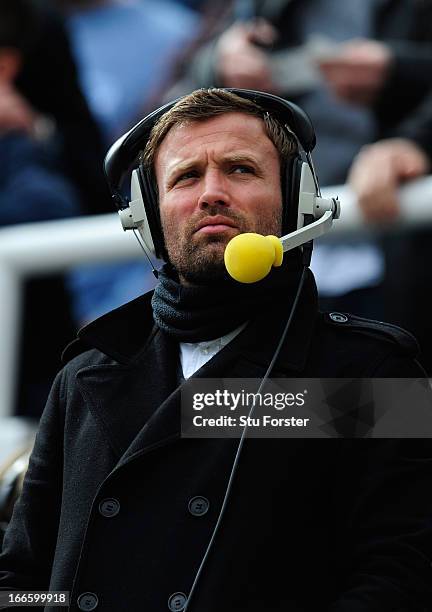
left=162, top=206, right=282, bottom=286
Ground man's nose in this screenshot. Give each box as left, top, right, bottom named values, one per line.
left=198, top=171, right=230, bottom=209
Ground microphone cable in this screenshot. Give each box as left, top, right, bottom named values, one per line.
left=132, top=228, right=159, bottom=279
left=182, top=259, right=310, bottom=611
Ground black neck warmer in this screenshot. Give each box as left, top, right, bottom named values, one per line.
left=151, top=256, right=305, bottom=342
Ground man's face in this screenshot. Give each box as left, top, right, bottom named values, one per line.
left=155, top=112, right=283, bottom=284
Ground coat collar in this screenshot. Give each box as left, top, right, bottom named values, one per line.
left=66, top=270, right=319, bottom=465
left=63, top=291, right=156, bottom=365
left=64, top=269, right=318, bottom=373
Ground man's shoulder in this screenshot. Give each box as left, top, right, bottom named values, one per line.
left=61, top=345, right=119, bottom=373
left=62, top=291, right=156, bottom=367
left=310, top=311, right=423, bottom=376
left=318, top=311, right=420, bottom=357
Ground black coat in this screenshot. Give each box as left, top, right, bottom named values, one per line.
left=1, top=273, right=432, bottom=611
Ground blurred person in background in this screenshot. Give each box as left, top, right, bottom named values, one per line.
left=171, top=0, right=210, bottom=13
left=0, top=0, right=111, bottom=418
left=347, top=91, right=432, bottom=371
left=349, top=115, right=432, bottom=226
left=56, top=0, right=200, bottom=144
left=174, top=0, right=432, bottom=183
left=0, top=4, right=80, bottom=225
left=166, top=0, right=432, bottom=370
left=14, top=0, right=110, bottom=216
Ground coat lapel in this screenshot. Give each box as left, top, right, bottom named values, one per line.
left=74, top=325, right=271, bottom=468
left=76, top=326, right=182, bottom=462
left=72, top=271, right=318, bottom=467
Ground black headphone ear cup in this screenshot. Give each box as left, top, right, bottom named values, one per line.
left=282, top=156, right=303, bottom=234
left=137, top=166, right=167, bottom=260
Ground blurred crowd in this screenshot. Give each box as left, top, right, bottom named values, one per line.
left=1, top=0, right=432, bottom=427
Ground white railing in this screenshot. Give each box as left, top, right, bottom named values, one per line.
left=1, top=176, right=432, bottom=416
left=0, top=214, right=141, bottom=418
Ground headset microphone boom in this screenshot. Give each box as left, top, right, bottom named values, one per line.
left=224, top=164, right=340, bottom=283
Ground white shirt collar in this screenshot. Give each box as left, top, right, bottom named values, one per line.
left=179, top=323, right=247, bottom=379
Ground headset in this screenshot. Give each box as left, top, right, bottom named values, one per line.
left=104, top=88, right=340, bottom=269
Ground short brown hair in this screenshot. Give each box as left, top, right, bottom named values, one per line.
left=140, top=88, right=298, bottom=170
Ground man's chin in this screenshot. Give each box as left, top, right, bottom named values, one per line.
left=179, top=264, right=229, bottom=286
left=182, top=258, right=229, bottom=285
left=174, top=241, right=230, bottom=286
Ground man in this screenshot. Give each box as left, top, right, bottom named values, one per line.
left=1, top=88, right=432, bottom=611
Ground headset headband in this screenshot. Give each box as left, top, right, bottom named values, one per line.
left=104, top=88, right=316, bottom=204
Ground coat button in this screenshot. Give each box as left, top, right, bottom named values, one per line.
left=77, top=592, right=99, bottom=611
left=98, top=498, right=120, bottom=518
left=188, top=496, right=209, bottom=517
left=168, top=592, right=187, bottom=611
left=329, top=312, right=348, bottom=323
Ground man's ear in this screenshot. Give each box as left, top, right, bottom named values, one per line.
left=0, top=48, right=22, bottom=83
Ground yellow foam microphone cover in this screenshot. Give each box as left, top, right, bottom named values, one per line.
left=224, top=233, right=283, bottom=283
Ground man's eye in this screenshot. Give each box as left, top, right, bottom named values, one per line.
left=176, top=171, right=198, bottom=182
left=231, top=165, right=254, bottom=174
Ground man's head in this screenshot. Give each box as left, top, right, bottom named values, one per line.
left=141, top=89, right=298, bottom=285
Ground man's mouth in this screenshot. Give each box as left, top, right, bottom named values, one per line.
left=194, top=215, right=238, bottom=235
